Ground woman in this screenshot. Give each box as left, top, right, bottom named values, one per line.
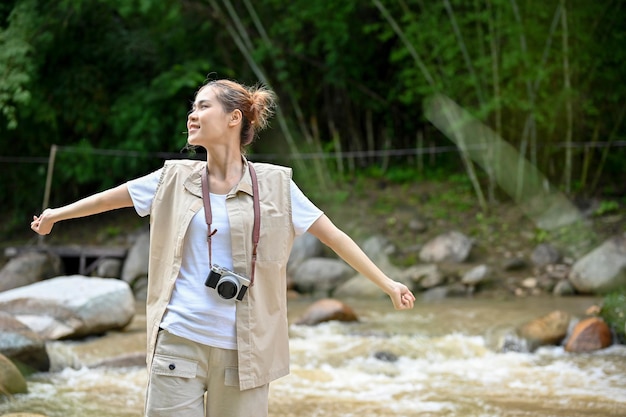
left=31, top=79, right=416, bottom=417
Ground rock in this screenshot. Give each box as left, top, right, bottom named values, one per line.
left=419, top=231, right=474, bottom=263
left=373, top=351, right=398, bottom=362
left=333, top=275, right=388, bottom=299
left=0, top=353, right=27, bottom=396
left=0, top=312, right=49, bottom=371
left=531, top=243, right=561, bottom=267
left=565, top=317, right=612, bottom=353
left=521, top=277, right=538, bottom=289
left=0, top=251, right=63, bottom=292
left=461, top=264, right=490, bottom=286
left=569, top=234, right=626, bottom=294
left=502, top=257, right=528, bottom=271
left=0, top=276, right=135, bottom=340
left=121, top=231, right=150, bottom=285
left=421, top=286, right=450, bottom=302
left=517, top=310, right=571, bottom=351
left=287, top=233, right=324, bottom=274
left=553, top=280, right=576, bottom=296
left=401, top=264, right=443, bottom=289
left=91, top=258, right=122, bottom=279
left=292, top=258, right=355, bottom=296
left=295, top=298, right=358, bottom=325
left=360, top=235, right=396, bottom=265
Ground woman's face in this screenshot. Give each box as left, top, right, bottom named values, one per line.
left=187, top=86, right=235, bottom=148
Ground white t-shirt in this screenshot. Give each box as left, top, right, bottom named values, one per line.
left=127, top=167, right=323, bottom=350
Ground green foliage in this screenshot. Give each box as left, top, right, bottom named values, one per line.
left=0, top=0, right=625, bottom=230
left=599, top=289, right=626, bottom=344
left=593, top=200, right=620, bottom=216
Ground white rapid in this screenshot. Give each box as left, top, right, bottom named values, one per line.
left=1, top=297, right=625, bottom=417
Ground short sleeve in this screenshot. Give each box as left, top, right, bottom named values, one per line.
left=290, top=180, right=323, bottom=236
left=126, top=168, right=163, bottom=217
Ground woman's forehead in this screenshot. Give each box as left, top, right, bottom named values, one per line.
left=195, top=86, right=217, bottom=103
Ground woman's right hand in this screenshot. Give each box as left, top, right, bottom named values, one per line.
left=31, top=208, right=56, bottom=235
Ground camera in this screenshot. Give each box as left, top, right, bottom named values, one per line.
left=205, top=264, right=250, bottom=301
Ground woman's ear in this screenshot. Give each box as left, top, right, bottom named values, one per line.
left=229, top=109, right=243, bottom=126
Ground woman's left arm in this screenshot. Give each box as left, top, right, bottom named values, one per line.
left=307, top=214, right=416, bottom=310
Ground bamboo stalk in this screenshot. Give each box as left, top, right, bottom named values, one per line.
left=560, top=0, right=573, bottom=194
left=210, top=0, right=306, bottom=174
left=241, top=0, right=328, bottom=186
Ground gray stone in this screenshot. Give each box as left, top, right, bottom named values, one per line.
left=0, top=276, right=135, bottom=340
left=0, top=251, right=62, bottom=292
left=569, top=234, right=626, bottom=294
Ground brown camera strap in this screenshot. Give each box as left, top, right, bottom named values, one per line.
left=201, top=162, right=260, bottom=285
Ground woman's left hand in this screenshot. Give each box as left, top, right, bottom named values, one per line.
left=388, top=282, right=416, bottom=310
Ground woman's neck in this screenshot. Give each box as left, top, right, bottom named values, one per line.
left=205, top=150, right=244, bottom=194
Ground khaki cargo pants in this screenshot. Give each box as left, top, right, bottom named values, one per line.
left=145, top=329, right=269, bottom=417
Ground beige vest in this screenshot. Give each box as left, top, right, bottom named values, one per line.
left=144, top=159, right=294, bottom=390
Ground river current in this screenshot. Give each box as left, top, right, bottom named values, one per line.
left=1, top=296, right=625, bottom=417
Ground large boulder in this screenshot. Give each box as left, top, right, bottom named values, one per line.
left=0, top=353, right=27, bottom=396
left=287, top=233, right=324, bottom=275
left=292, top=258, right=355, bottom=296
left=0, top=276, right=134, bottom=340
left=0, top=312, right=49, bottom=371
left=569, top=234, right=626, bottom=294
left=0, top=251, right=63, bottom=292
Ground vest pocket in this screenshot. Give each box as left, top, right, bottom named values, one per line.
left=258, top=216, right=290, bottom=261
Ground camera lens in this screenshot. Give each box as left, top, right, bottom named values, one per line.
left=217, top=280, right=238, bottom=299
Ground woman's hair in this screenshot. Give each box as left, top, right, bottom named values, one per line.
left=199, top=79, right=277, bottom=149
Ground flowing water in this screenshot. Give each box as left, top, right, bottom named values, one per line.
left=1, top=297, right=625, bottom=417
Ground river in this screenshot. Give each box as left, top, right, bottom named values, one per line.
left=1, top=296, right=625, bottom=417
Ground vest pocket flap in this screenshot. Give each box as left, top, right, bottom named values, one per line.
left=152, top=354, right=198, bottom=378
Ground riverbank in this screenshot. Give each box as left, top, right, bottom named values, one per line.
left=4, top=177, right=623, bottom=294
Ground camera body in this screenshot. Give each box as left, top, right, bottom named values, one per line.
left=205, top=264, right=250, bottom=301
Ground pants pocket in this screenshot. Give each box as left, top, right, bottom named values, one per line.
left=224, top=366, right=240, bottom=387
left=151, top=354, right=198, bottom=378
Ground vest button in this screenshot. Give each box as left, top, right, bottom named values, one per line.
left=169, top=363, right=176, bottom=370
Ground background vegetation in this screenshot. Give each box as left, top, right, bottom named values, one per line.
left=1, top=0, right=625, bottom=233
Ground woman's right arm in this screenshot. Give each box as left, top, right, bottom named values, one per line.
left=31, top=183, right=134, bottom=235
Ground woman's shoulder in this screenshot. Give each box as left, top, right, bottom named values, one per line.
left=249, top=161, right=292, bottom=178
left=163, top=159, right=205, bottom=169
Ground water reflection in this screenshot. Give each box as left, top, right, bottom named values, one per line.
left=1, top=297, right=625, bottom=417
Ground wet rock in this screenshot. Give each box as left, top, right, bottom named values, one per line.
left=0, top=251, right=62, bottom=292
left=517, top=310, right=571, bottom=351
left=565, top=317, right=612, bottom=353
left=295, top=298, right=358, bottom=326
left=419, top=231, right=474, bottom=263
left=0, top=276, right=135, bottom=340
left=0, top=312, right=49, bottom=372
left=374, top=351, right=398, bottom=362
left=569, top=234, right=626, bottom=294
left=0, top=353, right=27, bottom=396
